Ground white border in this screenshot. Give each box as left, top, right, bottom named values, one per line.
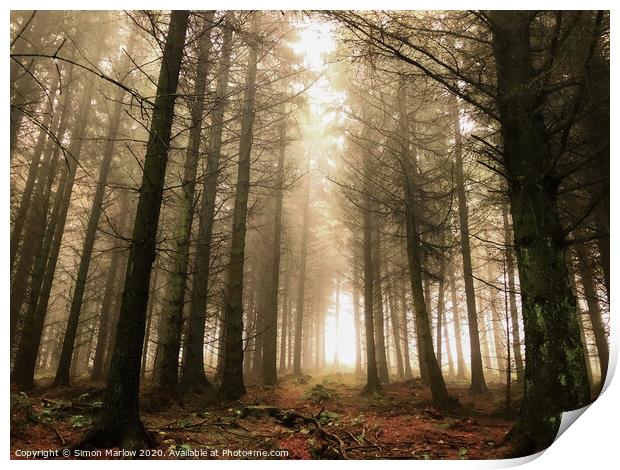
left=3, top=2, right=618, bottom=468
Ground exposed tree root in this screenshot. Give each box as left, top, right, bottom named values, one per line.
left=240, top=405, right=348, bottom=459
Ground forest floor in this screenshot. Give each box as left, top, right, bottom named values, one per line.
left=11, top=372, right=518, bottom=460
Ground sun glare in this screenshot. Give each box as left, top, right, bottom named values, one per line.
left=323, top=292, right=357, bottom=367
left=290, top=19, right=336, bottom=72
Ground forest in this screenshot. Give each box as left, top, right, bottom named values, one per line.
left=9, top=10, right=610, bottom=460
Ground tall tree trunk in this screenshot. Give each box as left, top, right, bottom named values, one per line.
left=152, top=13, right=214, bottom=394
left=91, top=192, right=131, bottom=382
left=333, top=275, right=341, bottom=367
left=353, top=263, right=363, bottom=376
left=480, top=308, right=493, bottom=374
left=583, top=40, right=610, bottom=302
left=251, top=264, right=268, bottom=382
left=361, top=159, right=381, bottom=395
left=81, top=11, right=190, bottom=450
left=315, top=279, right=323, bottom=369
left=400, top=85, right=452, bottom=406
left=10, top=14, right=42, bottom=162
left=10, top=87, right=63, bottom=350
left=10, top=61, right=38, bottom=161
left=448, top=263, right=467, bottom=379
left=10, top=72, right=60, bottom=274
left=262, top=109, right=287, bottom=386
left=279, top=259, right=291, bottom=373
left=243, top=273, right=257, bottom=380
left=442, top=301, right=455, bottom=378
left=501, top=200, right=524, bottom=381
left=11, top=64, right=93, bottom=390
left=293, top=176, right=310, bottom=377
left=54, top=54, right=134, bottom=386
left=102, top=245, right=130, bottom=377
left=10, top=64, right=74, bottom=349
left=490, top=11, right=590, bottom=454
left=452, top=101, right=486, bottom=393
left=435, top=260, right=446, bottom=372
left=574, top=242, right=608, bottom=388
left=490, top=285, right=508, bottom=376
left=387, top=273, right=404, bottom=379
left=373, top=232, right=389, bottom=383
left=399, top=279, right=414, bottom=379
left=181, top=16, right=233, bottom=393
left=141, top=266, right=160, bottom=381
left=217, top=15, right=259, bottom=400
left=570, top=273, right=594, bottom=394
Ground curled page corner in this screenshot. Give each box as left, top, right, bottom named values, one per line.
left=555, top=405, right=591, bottom=442
left=493, top=450, right=544, bottom=468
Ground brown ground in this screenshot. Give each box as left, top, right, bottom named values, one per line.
left=10, top=372, right=517, bottom=460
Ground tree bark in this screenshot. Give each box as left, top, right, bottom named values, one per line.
left=11, top=63, right=92, bottom=390
left=361, top=158, right=381, bottom=395
left=181, top=16, right=233, bottom=393
left=54, top=56, right=134, bottom=386
left=217, top=14, right=260, bottom=400
left=452, top=101, right=487, bottom=393
left=279, top=258, right=291, bottom=373
left=490, top=284, right=508, bottom=376
left=9, top=78, right=63, bottom=350
left=151, top=13, right=214, bottom=394
left=91, top=192, right=131, bottom=382
left=501, top=200, right=524, bottom=381
left=400, top=85, right=452, bottom=406
left=574, top=242, right=608, bottom=388
left=570, top=273, right=594, bottom=394
left=262, top=108, right=287, bottom=386
left=10, top=71, right=60, bottom=274
left=387, top=272, right=404, bottom=379
left=293, top=176, right=310, bottom=377
left=353, top=263, right=363, bottom=376
left=489, top=11, right=590, bottom=454
left=448, top=263, right=467, bottom=379
left=80, top=11, right=190, bottom=450
left=399, top=278, right=414, bottom=379
left=435, top=260, right=446, bottom=373
left=372, top=230, right=389, bottom=383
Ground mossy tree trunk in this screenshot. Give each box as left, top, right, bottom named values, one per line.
left=81, top=10, right=190, bottom=450
left=152, top=12, right=214, bottom=395
left=489, top=11, right=590, bottom=455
